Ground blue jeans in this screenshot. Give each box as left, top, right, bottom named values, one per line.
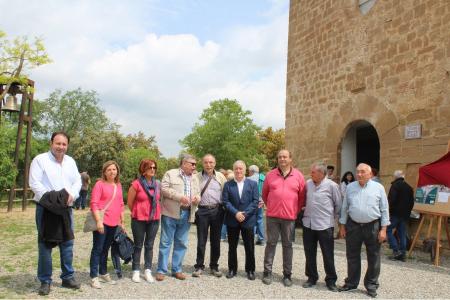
left=75, top=190, right=88, bottom=209
left=221, top=224, right=227, bottom=239
left=387, top=216, right=407, bottom=255
left=35, top=204, right=74, bottom=284
left=254, top=207, right=265, bottom=241
left=157, top=210, right=191, bottom=274
left=90, top=224, right=117, bottom=278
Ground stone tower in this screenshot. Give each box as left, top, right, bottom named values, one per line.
left=286, top=0, right=450, bottom=185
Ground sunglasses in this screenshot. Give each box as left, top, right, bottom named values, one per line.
left=147, top=166, right=157, bottom=170
left=186, top=162, right=196, bottom=167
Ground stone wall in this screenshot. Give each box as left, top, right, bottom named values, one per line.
left=286, top=0, right=450, bottom=185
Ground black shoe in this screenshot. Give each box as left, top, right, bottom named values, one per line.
left=394, top=253, right=406, bottom=262
left=327, top=283, right=338, bottom=292
left=282, top=276, right=293, bottom=287
left=262, top=272, right=272, bottom=285
left=367, top=290, right=377, bottom=298
left=255, top=240, right=265, bottom=246
left=302, top=280, right=316, bottom=288
left=38, top=282, right=50, bottom=296
left=338, top=284, right=356, bottom=292
left=116, top=273, right=123, bottom=279
left=226, top=271, right=236, bottom=279
left=389, top=252, right=406, bottom=262
left=61, top=278, right=81, bottom=289
left=247, top=271, right=255, bottom=280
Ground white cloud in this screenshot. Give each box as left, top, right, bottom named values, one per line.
left=1, top=1, right=288, bottom=157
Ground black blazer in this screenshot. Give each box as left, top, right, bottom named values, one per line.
left=39, top=189, right=74, bottom=248
left=222, top=178, right=259, bottom=228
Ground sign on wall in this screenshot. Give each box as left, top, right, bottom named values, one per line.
left=405, top=123, right=422, bottom=139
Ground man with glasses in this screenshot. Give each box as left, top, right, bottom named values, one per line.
left=156, top=154, right=201, bottom=281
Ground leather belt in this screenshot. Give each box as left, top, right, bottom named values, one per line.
left=349, top=218, right=379, bottom=226
left=199, top=204, right=220, bottom=209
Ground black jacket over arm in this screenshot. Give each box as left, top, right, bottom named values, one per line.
left=39, top=189, right=74, bottom=248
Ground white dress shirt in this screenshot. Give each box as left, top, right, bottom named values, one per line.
left=235, top=178, right=245, bottom=198
left=29, top=151, right=81, bottom=203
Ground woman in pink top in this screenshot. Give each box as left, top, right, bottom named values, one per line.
left=89, top=160, right=124, bottom=289
left=127, top=159, right=161, bottom=283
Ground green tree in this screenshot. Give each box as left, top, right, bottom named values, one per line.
left=38, top=88, right=114, bottom=137
left=125, top=131, right=160, bottom=155
left=0, top=122, right=18, bottom=190
left=0, top=30, right=51, bottom=99
left=258, top=127, right=285, bottom=170
left=70, top=128, right=127, bottom=181
left=180, top=99, right=266, bottom=169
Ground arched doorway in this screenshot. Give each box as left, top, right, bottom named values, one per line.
left=340, top=120, right=380, bottom=177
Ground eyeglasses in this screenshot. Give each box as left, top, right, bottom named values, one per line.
left=186, top=161, right=196, bottom=167
left=148, top=166, right=157, bottom=170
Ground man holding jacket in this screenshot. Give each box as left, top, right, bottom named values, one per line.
left=29, top=131, right=82, bottom=296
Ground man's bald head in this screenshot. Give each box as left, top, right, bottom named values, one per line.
left=356, top=163, right=373, bottom=186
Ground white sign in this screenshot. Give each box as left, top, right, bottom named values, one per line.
left=405, top=124, right=422, bottom=139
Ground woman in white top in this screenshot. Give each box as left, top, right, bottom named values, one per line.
left=340, top=171, right=355, bottom=197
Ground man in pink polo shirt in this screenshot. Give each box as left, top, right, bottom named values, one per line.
left=261, top=149, right=306, bottom=287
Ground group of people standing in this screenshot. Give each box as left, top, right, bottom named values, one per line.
left=30, top=131, right=414, bottom=299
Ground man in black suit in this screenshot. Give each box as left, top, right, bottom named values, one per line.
left=222, top=160, right=259, bottom=280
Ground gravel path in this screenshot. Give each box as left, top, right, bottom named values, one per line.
left=7, top=224, right=450, bottom=299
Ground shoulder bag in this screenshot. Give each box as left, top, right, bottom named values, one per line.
left=83, top=184, right=117, bottom=232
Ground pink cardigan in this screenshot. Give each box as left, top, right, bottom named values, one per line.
left=90, top=180, right=124, bottom=227
left=262, top=168, right=306, bottom=220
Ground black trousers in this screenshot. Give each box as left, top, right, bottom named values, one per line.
left=194, top=206, right=224, bottom=270
left=227, top=224, right=255, bottom=273
left=302, top=226, right=337, bottom=285
left=345, top=219, right=381, bottom=291
left=131, top=219, right=159, bottom=271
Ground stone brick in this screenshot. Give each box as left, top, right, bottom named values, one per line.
left=286, top=0, right=450, bottom=177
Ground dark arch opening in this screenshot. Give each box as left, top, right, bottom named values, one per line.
left=340, top=120, right=380, bottom=177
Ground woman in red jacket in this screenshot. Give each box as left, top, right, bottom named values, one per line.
left=127, top=159, right=161, bottom=283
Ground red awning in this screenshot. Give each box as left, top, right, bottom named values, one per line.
left=417, top=151, right=450, bottom=188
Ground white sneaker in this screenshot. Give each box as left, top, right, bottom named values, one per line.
left=90, top=277, right=101, bottom=289
left=99, top=273, right=117, bottom=285
left=132, top=270, right=141, bottom=283
left=144, top=269, right=154, bottom=283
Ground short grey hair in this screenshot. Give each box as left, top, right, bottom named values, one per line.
left=393, top=170, right=404, bottom=179
left=233, top=160, right=246, bottom=170
left=179, top=153, right=196, bottom=166
left=311, top=162, right=327, bottom=175
left=248, top=165, right=259, bottom=174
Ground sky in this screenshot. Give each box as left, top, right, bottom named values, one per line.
left=0, top=0, right=289, bottom=157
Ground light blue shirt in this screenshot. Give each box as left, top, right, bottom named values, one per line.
left=29, top=151, right=81, bottom=203
left=339, top=179, right=390, bottom=227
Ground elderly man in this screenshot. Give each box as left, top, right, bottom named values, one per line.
left=386, top=170, right=414, bottom=262
left=192, top=154, right=227, bottom=278
left=29, top=131, right=82, bottom=296
left=156, top=154, right=201, bottom=281
left=302, top=162, right=342, bottom=291
left=339, top=163, right=389, bottom=298
left=222, top=160, right=259, bottom=280
left=261, top=149, right=306, bottom=287
left=248, top=165, right=266, bottom=246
